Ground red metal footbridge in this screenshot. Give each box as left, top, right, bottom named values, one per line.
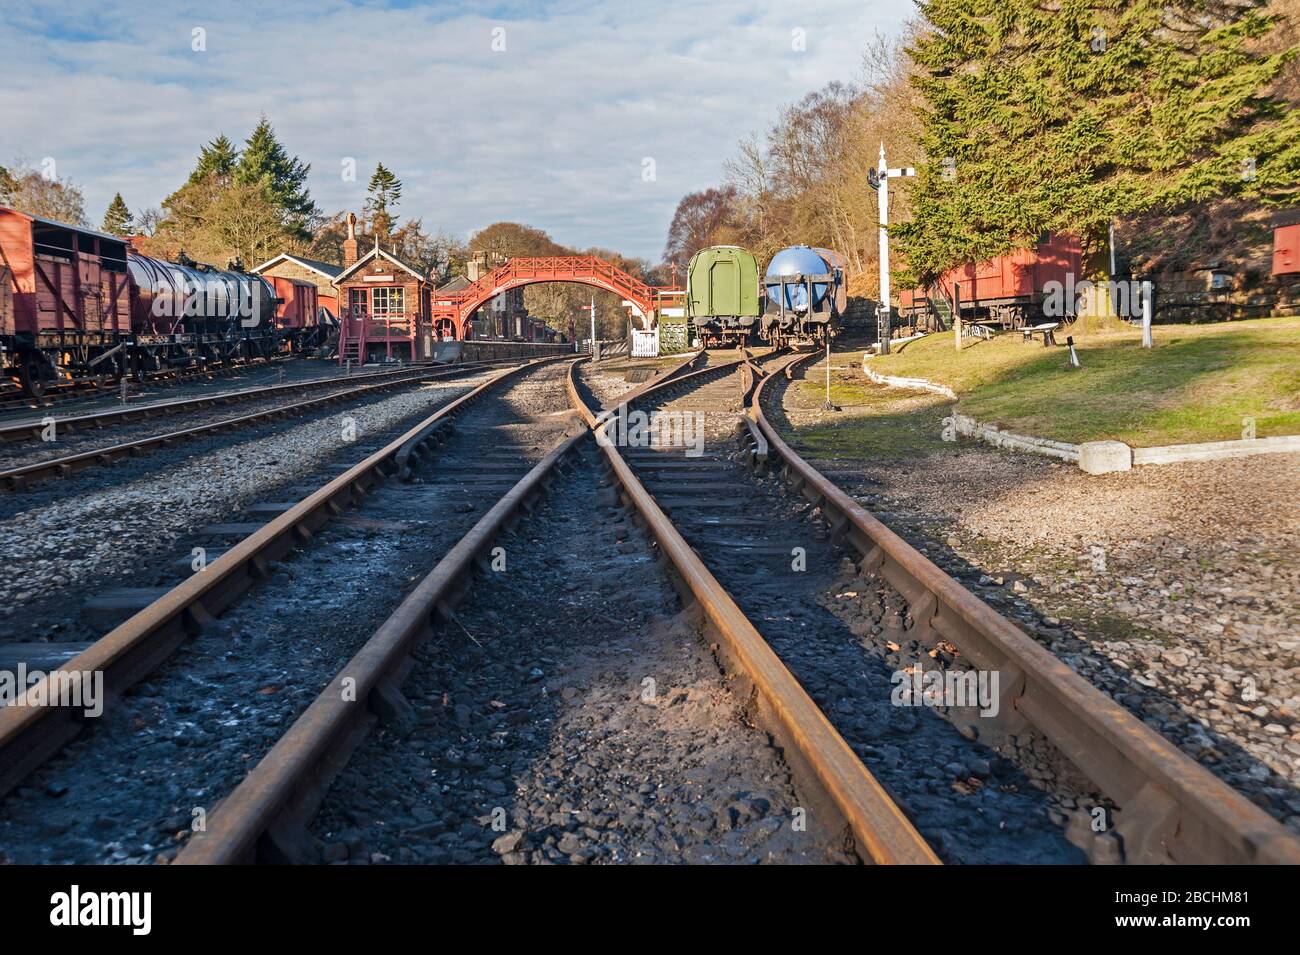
left=433, top=256, right=680, bottom=338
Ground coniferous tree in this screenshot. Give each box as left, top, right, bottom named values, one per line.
left=365, top=163, right=403, bottom=238
left=234, top=116, right=317, bottom=233
left=187, top=135, right=240, bottom=185
left=102, top=192, right=133, bottom=234
left=895, top=0, right=1300, bottom=283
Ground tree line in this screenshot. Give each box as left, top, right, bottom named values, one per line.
left=663, top=0, right=1299, bottom=296
left=1, top=117, right=659, bottom=337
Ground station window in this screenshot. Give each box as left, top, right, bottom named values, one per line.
left=372, top=286, right=405, bottom=317
left=349, top=288, right=369, bottom=317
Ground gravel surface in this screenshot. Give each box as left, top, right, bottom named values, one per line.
left=0, top=366, right=489, bottom=473
left=0, top=371, right=501, bottom=636
left=0, top=361, right=576, bottom=864
left=310, top=447, right=851, bottom=865
left=774, top=360, right=1300, bottom=835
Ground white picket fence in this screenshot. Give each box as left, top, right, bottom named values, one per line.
left=631, top=328, right=659, bottom=357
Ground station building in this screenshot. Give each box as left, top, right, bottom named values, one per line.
left=332, top=213, right=435, bottom=363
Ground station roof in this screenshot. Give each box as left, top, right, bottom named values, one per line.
left=252, top=252, right=345, bottom=279
left=331, top=242, right=428, bottom=286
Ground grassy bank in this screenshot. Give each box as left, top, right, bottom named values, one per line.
left=793, top=370, right=952, bottom=460
left=870, top=317, right=1300, bottom=445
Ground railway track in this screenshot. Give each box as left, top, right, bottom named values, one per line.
left=170, top=353, right=935, bottom=865
left=0, top=353, right=292, bottom=414
left=0, top=358, right=516, bottom=446
left=0, top=359, right=530, bottom=489
left=0, top=357, right=573, bottom=832
left=744, top=352, right=1300, bottom=864
left=4, top=347, right=1290, bottom=865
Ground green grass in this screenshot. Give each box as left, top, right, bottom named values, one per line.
left=871, top=317, right=1300, bottom=445
left=792, top=373, right=952, bottom=460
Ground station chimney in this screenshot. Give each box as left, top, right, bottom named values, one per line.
left=343, top=212, right=359, bottom=267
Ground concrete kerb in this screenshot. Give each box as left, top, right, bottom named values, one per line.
left=862, top=355, right=1300, bottom=474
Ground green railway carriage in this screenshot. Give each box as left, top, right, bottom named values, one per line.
left=686, top=246, right=761, bottom=347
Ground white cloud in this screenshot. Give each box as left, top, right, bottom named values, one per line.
left=0, top=0, right=908, bottom=259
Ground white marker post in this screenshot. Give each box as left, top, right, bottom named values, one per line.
left=953, top=282, right=962, bottom=352
left=1141, top=281, right=1154, bottom=348
left=871, top=144, right=916, bottom=356
left=822, top=334, right=833, bottom=411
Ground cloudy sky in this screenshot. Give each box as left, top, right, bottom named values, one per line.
left=0, top=0, right=908, bottom=261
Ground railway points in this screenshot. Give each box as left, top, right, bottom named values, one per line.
left=2, top=5, right=1297, bottom=916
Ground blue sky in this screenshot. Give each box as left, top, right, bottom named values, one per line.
left=0, top=0, right=909, bottom=261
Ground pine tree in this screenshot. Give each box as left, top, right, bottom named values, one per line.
left=895, top=0, right=1300, bottom=283
left=234, top=115, right=317, bottom=232
left=187, top=135, right=240, bottom=185
left=102, top=192, right=133, bottom=234
left=365, top=163, right=403, bottom=238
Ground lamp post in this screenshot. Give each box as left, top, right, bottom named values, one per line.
left=868, top=143, right=915, bottom=356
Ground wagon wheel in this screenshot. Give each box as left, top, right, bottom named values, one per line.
left=132, top=350, right=159, bottom=383
left=18, top=357, right=52, bottom=398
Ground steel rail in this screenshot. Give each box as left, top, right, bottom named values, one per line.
left=0, top=361, right=526, bottom=490
left=0, top=358, right=520, bottom=444
left=176, top=408, right=589, bottom=864
left=751, top=351, right=1300, bottom=865
left=0, top=357, right=568, bottom=799
left=169, top=353, right=708, bottom=862
left=569, top=357, right=940, bottom=865
left=597, top=349, right=705, bottom=409
left=177, top=355, right=932, bottom=865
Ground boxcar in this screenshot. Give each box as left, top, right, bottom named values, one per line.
left=1274, top=210, right=1300, bottom=276
left=686, top=246, right=761, bottom=347
left=899, top=233, right=1082, bottom=330
left=0, top=207, right=134, bottom=393
left=1, top=205, right=280, bottom=394
left=266, top=274, right=323, bottom=351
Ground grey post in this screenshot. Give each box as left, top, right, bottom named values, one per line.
left=1141, top=281, right=1153, bottom=348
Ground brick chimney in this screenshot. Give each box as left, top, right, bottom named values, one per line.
left=343, top=212, right=359, bottom=267
left=467, top=250, right=488, bottom=282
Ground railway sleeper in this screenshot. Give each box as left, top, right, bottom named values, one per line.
left=757, top=352, right=1300, bottom=863
left=179, top=425, right=587, bottom=864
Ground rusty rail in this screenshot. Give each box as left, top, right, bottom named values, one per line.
left=0, top=358, right=519, bottom=445
left=0, top=361, right=528, bottom=489
left=171, top=355, right=933, bottom=865
left=592, top=348, right=704, bottom=410
left=177, top=419, right=588, bottom=863
left=0, top=354, right=290, bottom=412
left=569, top=357, right=939, bottom=865
left=0, top=358, right=568, bottom=799
left=752, top=351, right=1300, bottom=865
